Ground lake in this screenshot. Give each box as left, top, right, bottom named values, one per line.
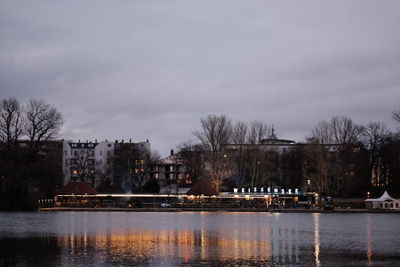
left=0, top=212, right=399, bottom=266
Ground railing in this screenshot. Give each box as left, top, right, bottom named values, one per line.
left=38, top=199, right=55, bottom=208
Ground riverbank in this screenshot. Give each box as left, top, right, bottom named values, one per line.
left=37, top=207, right=400, bottom=213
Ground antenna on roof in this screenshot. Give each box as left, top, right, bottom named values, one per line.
left=271, top=125, right=277, bottom=139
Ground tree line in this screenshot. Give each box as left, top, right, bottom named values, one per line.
left=0, top=97, right=63, bottom=209
left=178, top=111, right=400, bottom=198
left=1, top=95, right=399, bottom=208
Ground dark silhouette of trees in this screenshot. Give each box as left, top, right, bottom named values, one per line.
left=306, top=116, right=367, bottom=196
left=0, top=97, right=63, bottom=209
left=113, top=145, right=159, bottom=193
left=178, top=141, right=205, bottom=185
left=25, top=99, right=63, bottom=158
left=0, top=98, right=23, bottom=149
left=68, top=149, right=95, bottom=183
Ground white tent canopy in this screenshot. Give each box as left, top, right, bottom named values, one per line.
left=365, top=191, right=396, bottom=202
left=365, top=191, right=400, bottom=209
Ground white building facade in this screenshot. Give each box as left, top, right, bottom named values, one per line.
left=62, top=139, right=150, bottom=187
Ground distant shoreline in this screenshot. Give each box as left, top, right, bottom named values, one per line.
left=37, top=207, right=400, bottom=213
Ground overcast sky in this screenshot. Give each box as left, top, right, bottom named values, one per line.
left=1, top=1, right=399, bottom=156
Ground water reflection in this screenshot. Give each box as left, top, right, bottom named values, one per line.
left=366, top=214, right=372, bottom=266
left=1, top=212, right=400, bottom=266
left=313, top=213, right=321, bottom=267
left=56, top=228, right=272, bottom=264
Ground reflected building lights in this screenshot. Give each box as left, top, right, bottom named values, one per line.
left=313, top=213, right=321, bottom=267
left=56, top=228, right=273, bottom=263
left=366, top=215, right=373, bottom=266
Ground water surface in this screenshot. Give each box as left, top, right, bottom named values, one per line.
left=0, top=212, right=399, bottom=266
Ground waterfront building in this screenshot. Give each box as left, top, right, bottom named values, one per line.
left=113, top=140, right=151, bottom=192
left=153, top=150, right=191, bottom=188
left=62, top=139, right=150, bottom=189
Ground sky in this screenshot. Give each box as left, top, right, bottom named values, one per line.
left=1, top=1, right=399, bottom=156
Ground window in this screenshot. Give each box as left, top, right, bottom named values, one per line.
left=170, top=166, right=173, bottom=172
left=108, top=144, right=111, bottom=147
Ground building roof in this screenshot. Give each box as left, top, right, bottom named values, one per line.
left=58, top=182, right=97, bottom=195
left=365, top=191, right=397, bottom=202
left=186, top=181, right=218, bottom=196
left=158, top=153, right=183, bottom=165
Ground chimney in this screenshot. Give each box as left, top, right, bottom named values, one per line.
left=146, top=139, right=149, bottom=143
left=115, top=140, right=118, bottom=143
left=95, top=139, right=97, bottom=143
left=78, top=139, right=80, bottom=143
left=170, top=149, right=174, bottom=156
left=122, top=139, right=124, bottom=143
left=129, top=139, right=132, bottom=143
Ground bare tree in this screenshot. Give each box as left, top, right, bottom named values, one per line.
left=193, top=115, right=233, bottom=192
left=130, top=149, right=159, bottom=192
left=330, top=116, right=364, bottom=145
left=310, top=121, right=332, bottom=144
left=246, top=121, right=274, bottom=187
left=0, top=97, right=23, bottom=148
left=392, top=107, right=400, bottom=123
left=362, top=122, right=390, bottom=151
left=193, top=114, right=232, bottom=152
left=0, top=98, right=64, bottom=208
left=114, top=145, right=158, bottom=193
left=362, top=122, right=391, bottom=188
left=67, top=149, right=96, bottom=184
left=232, top=121, right=247, bottom=144
left=306, top=121, right=335, bottom=194
left=95, top=153, right=115, bottom=191
left=24, top=99, right=63, bottom=156
left=247, top=121, right=273, bottom=144
left=178, top=141, right=206, bottom=184
left=205, top=151, right=234, bottom=192
left=231, top=121, right=247, bottom=187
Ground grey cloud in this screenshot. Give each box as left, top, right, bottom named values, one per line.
left=1, top=1, right=400, bottom=155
